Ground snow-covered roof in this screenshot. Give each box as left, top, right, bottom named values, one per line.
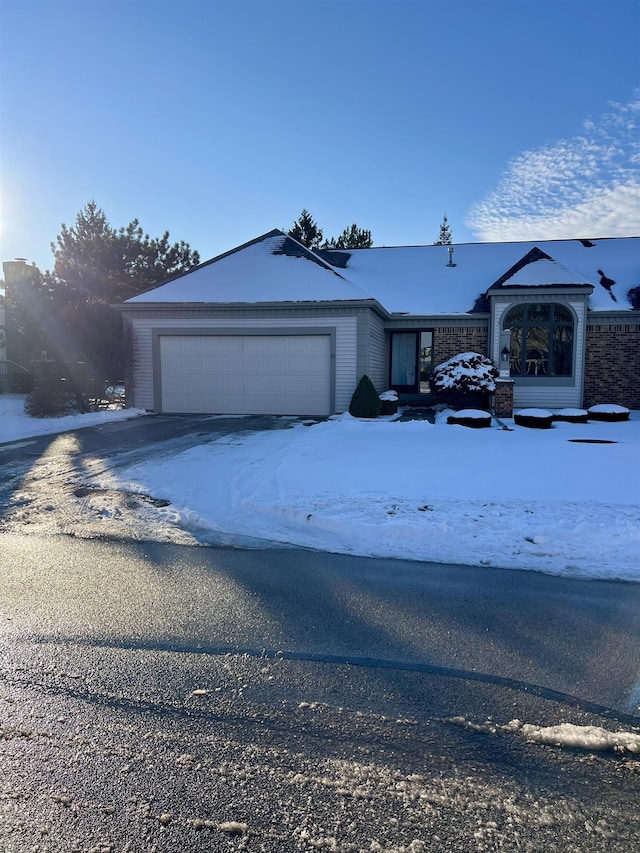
left=125, top=232, right=639, bottom=314
left=327, top=236, right=639, bottom=313
left=126, top=231, right=374, bottom=305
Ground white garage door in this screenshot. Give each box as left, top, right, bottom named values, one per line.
left=159, top=334, right=332, bottom=416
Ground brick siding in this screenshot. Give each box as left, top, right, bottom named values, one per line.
left=584, top=321, right=640, bottom=409
left=433, top=327, right=489, bottom=365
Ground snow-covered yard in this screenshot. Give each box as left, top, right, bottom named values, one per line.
left=2, top=394, right=638, bottom=581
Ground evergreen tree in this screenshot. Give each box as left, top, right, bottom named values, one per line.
left=324, top=223, right=373, bottom=249
left=288, top=209, right=324, bottom=249
left=39, top=201, right=199, bottom=382
left=433, top=214, right=452, bottom=245
left=349, top=374, right=382, bottom=418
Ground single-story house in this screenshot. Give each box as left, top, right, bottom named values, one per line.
left=118, top=231, right=639, bottom=417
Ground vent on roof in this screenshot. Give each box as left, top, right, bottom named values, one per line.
left=446, top=246, right=457, bottom=267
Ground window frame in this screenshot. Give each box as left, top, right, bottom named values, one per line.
left=503, top=302, right=575, bottom=380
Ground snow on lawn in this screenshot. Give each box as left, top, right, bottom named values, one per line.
left=0, top=393, right=148, bottom=442
left=1, top=392, right=638, bottom=581
left=109, top=409, right=640, bottom=582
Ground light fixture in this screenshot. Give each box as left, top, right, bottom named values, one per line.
left=501, top=345, right=510, bottom=363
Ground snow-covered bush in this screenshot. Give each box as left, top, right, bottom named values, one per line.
left=379, top=389, right=399, bottom=416
left=514, top=408, right=554, bottom=429
left=588, top=404, right=630, bottom=422
left=553, top=408, right=588, bottom=424
left=349, top=374, right=382, bottom=419
left=432, top=352, right=499, bottom=395
left=446, top=409, right=492, bottom=429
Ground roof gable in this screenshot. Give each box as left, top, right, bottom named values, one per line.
left=487, top=246, right=592, bottom=289
left=126, top=230, right=375, bottom=305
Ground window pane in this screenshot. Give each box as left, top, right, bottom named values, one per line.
left=509, top=328, right=523, bottom=375
left=552, top=327, right=573, bottom=375
left=419, top=331, right=433, bottom=393
left=525, top=327, right=549, bottom=375
left=391, top=333, right=417, bottom=386
left=526, top=304, right=551, bottom=323
left=504, top=305, right=524, bottom=325
left=553, top=304, right=572, bottom=323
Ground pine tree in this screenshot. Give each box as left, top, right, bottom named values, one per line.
left=433, top=214, right=452, bottom=245
left=39, top=201, right=199, bottom=382
left=324, top=224, right=373, bottom=249
left=288, top=209, right=324, bottom=249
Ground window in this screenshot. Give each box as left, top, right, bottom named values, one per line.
left=503, top=303, right=573, bottom=377
left=390, top=331, right=433, bottom=393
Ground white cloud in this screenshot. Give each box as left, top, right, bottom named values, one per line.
left=466, top=94, right=640, bottom=241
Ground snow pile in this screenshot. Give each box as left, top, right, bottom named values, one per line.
left=0, top=394, right=148, bottom=443
left=506, top=720, right=640, bottom=754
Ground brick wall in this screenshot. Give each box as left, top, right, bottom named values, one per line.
left=433, top=326, right=489, bottom=365
left=584, top=321, right=640, bottom=409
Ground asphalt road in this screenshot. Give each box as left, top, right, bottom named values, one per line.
left=0, top=417, right=639, bottom=850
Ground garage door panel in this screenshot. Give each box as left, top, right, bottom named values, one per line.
left=160, top=334, right=331, bottom=415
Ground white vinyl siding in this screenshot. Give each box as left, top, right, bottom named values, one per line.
left=130, top=316, right=358, bottom=413
left=367, top=312, right=388, bottom=391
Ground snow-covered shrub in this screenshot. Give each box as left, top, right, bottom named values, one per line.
left=432, top=352, right=499, bottom=410
left=349, top=374, right=382, bottom=418
left=379, top=389, right=399, bottom=416
left=432, top=352, right=499, bottom=395
left=553, top=408, right=588, bottom=424
left=514, top=408, right=554, bottom=429
left=446, top=409, right=492, bottom=429
left=588, top=404, right=630, bottom=422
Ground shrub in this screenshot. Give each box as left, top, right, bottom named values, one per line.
left=514, top=409, right=554, bottom=429
left=349, top=375, right=382, bottom=418
left=588, top=404, right=630, bottom=422
left=379, top=390, right=399, bottom=416
left=432, top=352, right=499, bottom=395
left=447, top=409, right=492, bottom=428
left=25, top=379, right=74, bottom=418
left=553, top=409, right=588, bottom=424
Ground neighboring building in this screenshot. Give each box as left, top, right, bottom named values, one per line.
left=117, top=231, right=639, bottom=416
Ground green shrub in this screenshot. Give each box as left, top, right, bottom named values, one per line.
left=349, top=375, right=382, bottom=418
left=24, top=380, right=74, bottom=418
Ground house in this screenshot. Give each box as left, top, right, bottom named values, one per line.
left=118, top=231, right=640, bottom=417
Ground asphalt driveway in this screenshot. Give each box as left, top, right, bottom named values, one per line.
left=0, top=413, right=312, bottom=544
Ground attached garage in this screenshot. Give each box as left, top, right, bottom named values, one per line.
left=158, top=332, right=332, bottom=416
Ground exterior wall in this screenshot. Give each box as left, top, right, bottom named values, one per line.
left=126, top=309, right=360, bottom=413
left=584, top=314, right=640, bottom=409
left=357, top=310, right=387, bottom=392
left=432, top=322, right=489, bottom=366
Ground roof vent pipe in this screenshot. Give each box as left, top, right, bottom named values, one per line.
left=447, top=246, right=457, bottom=267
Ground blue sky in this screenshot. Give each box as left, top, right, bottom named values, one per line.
left=1, top=0, right=639, bottom=273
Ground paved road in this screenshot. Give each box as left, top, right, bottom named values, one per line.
left=1, top=534, right=639, bottom=851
